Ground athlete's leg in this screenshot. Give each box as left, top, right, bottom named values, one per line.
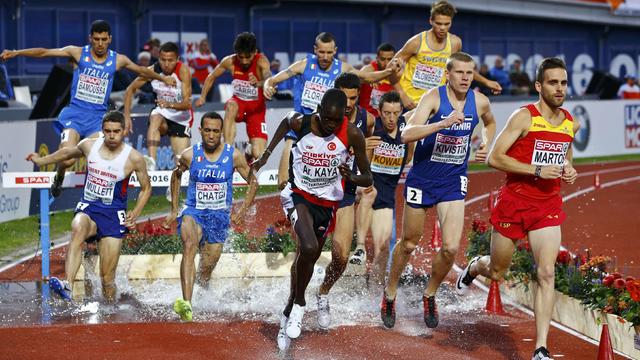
left=423, top=200, right=465, bottom=297
left=318, top=204, right=354, bottom=295
left=97, top=236, right=124, bottom=303
left=169, top=135, right=191, bottom=165
left=196, top=242, right=223, bottom=289
left=291, top=203, right=324, bottom=306
left=528, top=226, right=562, bottom=350
left=470, top=229, right=516, bottom=281
left=223, top=99, right=240, bottom=145
left=51, top=129, right=81, bottom=196
left=147, top=114, right=168, bottom=163
left=355, top=186, right=377, bottom=255
left=249, top=137, right=267, bottom=160
left=370, top=208, right=393, bottom=287
left=179, top=215, right=203, bottom=302
left=65, top=212, right=98, bottom=289
left=385, top=204, right=427, bottom=299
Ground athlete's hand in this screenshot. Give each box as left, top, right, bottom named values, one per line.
left=25, top=152, right=43, bottom=166
left=365, top=136, right=382, bottom=152
left=264, top=80, right=276, bottom=100
left=248, top=73, right=258, bottom=87
left=163, top=76, right=177, bottom=87
left=195, top=97, right=206, bottom=108
left=562, top=163, right=578, bottom=184
left=125, top=212, right=139, bottom=230
left=386, top=57, right=403, bottom=72
left=540, top=165, right=563, bottom=179
left=278, top=180, right=288, bottom=191
left=231, top=207, right=246, bottom=226
left=251, top=153, right=269, bottom=172
left=399, top=91, right=416, bottom=110
left=474, top=143, right=489, bottom=163
left=486, top=80, right=502, bottom=95
left=442, top=110, right=465, bottom=129
left=338, top=163, right=353, bottom=181
left=0, top=49, right=17, bottom=61
left=124, top=115, right=132, bottom=136
left=156, top=99, right=172, bottom=109
left=162, top=212, right=177, bottom=229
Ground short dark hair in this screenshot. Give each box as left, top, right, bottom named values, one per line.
left=201, top=111, right=223, bottom=127
left=334, top=72, right=360, bottom=90
left=102, top=110, right=125, bottom=128
left=379, top=91, right=402, bottom=110
left=431, top=1, right=457, bottom=19
left=159, top=42, right=180, bottom=55
left=377, top=43, right=395, bottom=54
left=90, top=20, right=111, bottom=35
left=536, top=57, right=567, bottom=83
left=233, top=32, right=257, bottom=55
left=315, top=32, right=336, bottom=45
left=320, top=88, right=347, bottom=113
left=446, top=52, right=475, bottom=71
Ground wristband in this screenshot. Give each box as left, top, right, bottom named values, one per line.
left=534, top=165, right=542, bottom=178
left=264, top=148, right=272, bottom=155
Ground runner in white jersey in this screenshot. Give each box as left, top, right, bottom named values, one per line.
left=252, top=89, right=372, bottom=347
left=124, top=42, right=193, bottom=171
left=26, top=111, right=151, bottom=303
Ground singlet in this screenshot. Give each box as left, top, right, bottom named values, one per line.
left=185, top=143, right=235, bottom=211
left=69, top=45, right=117, bottom=111
left=294, top=54, right=342, bottom=114
left=231, top=53, right=265, bottom=104
left=399, top=32, right=451, bottom=103
left=505, top=104, right=575, bottom=200
left=370, top=115, right=408, bottom=189
left=359, top=60, right=394, bottom=117
left=82, top=138, right=132, bottom=209
left=150, top=61, right=194, bottom=126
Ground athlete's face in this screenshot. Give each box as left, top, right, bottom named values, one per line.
left=429, top=15, right=452, bottom=41
left=200, top=117, right=223, bottom=150
left=376, top=50, right=395, bottom=69
left=339, top=87, right=359, bottom=117
left=379, top=101, right=402, bottom=132
left=314, top=40, right=337, bottom=70
left=317, top=105, right=345, bottom=137
left=158, top=51, right=178, bottom=75
left=102, top=121, right=124, bottom=149
left=536, top=68, right=568, bottom=109
left=446, top=60, right=475, bottom=94
left=89, top=32, right=112, bottom=57
left=237, top=51, right=257, bottom=71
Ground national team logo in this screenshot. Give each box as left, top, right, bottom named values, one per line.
left=327, top=142, right=336, bottom=151
left=310, top=64, right=316, bottom=70
left=499, top=222, right=511, bottom=228
left=196, top=156, right=203, bottom=162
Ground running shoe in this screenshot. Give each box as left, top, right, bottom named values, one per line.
left=423, top=295, right=438, bottom=328
left=173, top=298, right=193, bottom=322
left=277, top=314, right=291, bottom=351
left=349, top=248, right=366, bottom=265
left=286, top=304, right=305, bottom=338
left=456, top=256, right=480, bottom=296
left=48, top=276, right=71, bottom=301
left=531, top=346, right=553, bottom=360
left=380, top=292, right=396, bottom=328
left=50, top=173, right=64, bottom=198
left=316, top=291, right=330, bottom=329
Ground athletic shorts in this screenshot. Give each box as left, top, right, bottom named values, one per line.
left=149, top=108, right=192, bottom=138
left=404, top=174, right=468, bottom=208
left=373, top=182, right=397, bottom=210
left=280, top=182, right=295, bottom=217
left=338, top=191, right=356, bottom=208
left=178, top=206, right=231, bottom=244
left=228, top=97, right=267, bottom=140
left=55, top=106, right=103, bottom=139
left=490, top=187, right=566, bottom=240
left=291, top=192, right=336, bottom=240
left=75, top=201, right=127, bottom=239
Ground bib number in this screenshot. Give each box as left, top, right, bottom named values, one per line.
left=117, top=210, right=126, bottom=225
left=75, top=202, right=89, bottom=212
left=407, top=186, right=423, bottom=204
left=460, top=176, right=468, bottom=194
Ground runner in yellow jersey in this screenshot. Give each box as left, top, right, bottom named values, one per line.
left=393, top=1, right=501, bottom=109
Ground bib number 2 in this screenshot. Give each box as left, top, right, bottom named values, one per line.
left=460, top=176, right=468, bottom=194
left=406, top=186, right=423, bottom=204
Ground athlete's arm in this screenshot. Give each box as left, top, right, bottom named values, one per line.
left=231, top=148, right=259, bottom=225
left=264, top=59, right=307, bottom=100
left=126, top=151, right=152, bottom=228
left=344, top=62, right=395, bottom=84
left=388, top=34, right=420, bottom=90
left=278, top=138, right=294, bottom=190
left=158, top=62, right=192, bottom=111
left=561, top=120, right=580, bottom=184
left=474, top=93, right=497, bottom=163
left=365, top=111, right=376, bottom=137
left=162, top=147, right=193, bottom=229
left=1, top=46, right=82, bottom=62
left=253, top=111, right=302, bottom=172
left=255, top=55, right=273, bottom=88
left=341, top=123, right=373, bottom=187
left=400, top=89, right=463, bottom=143
left=196, top=55, right=233, bottom=107
left=406, top=141, right=416, bottom=164
left=123, top=72, right=151, bottom=136
left=487, top=108, right=562, bottom=179
left=118, top=54, right=176, bottom=86
left=25, top=138, right=90, bottom=166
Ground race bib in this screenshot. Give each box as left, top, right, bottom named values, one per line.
left=371, top=143, right=405, bottom=175
left=84, top=174, right=116, bottom=205
left=75, top=73, right=109, bottom=104
left=195, top=182, right=228, bottom=210
left=430, top=133, right=469, bottom=165
left=301, top=81, right=329, bottom=110
left=406, top=186, right=423, bottom=204
left=232, top=79, right=259, bottom=101
left=412, top=63, right=444, bottom=90
left=531, top=139, right=569, bottom=166
left=298, top=151, right=341, bottom=190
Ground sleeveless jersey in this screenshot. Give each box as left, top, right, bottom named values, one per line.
left=359, top=60, right=394, bottom=117
left=82, top=138, right=132, bottom=209
left=410, top=85, right=479, bottom=179
left=150, top=61, right=194, bottom=126
left=505, top=104, right=575, bottom=200
left=343, top=106, right=369, bottom=195
left=399, top=32, right=451, bottom=103
left=231, top=53, right=265, bottom=103
left=70, top=45, right=117, bottom=111
left=371, top=115, right=408, bottom=188
left=294, top=54, right=342, bottom=114
left=185, top=143, right=234, bottom=211
left=289, top=114, right=350, bottom=206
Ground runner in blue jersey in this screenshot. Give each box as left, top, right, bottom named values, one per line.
left=358, top=91, right=415, bottom=287
left=381, top=52, right=496, bottom=329
left=162, top=112, right=258, bottom=322
left=26, top=111, right=152, bottom=303
left=2, top=20, right=175, bottom=197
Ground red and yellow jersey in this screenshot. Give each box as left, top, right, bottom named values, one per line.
left=359, top=60, right=394, bottom=117
left=505, top=104, right=575, bottom=200
left=231, top=53, right=264, bottom=103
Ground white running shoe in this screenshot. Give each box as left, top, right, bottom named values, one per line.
left=316, top=291, right=330, bottom=329
left=286, top=304, right=305, bottom=338
left=455, top=256, right=480, bottom=296
left=349, top=247, right=366, bottom=265
left=277, top=314, right=291, bottom=351
left=143, top=155, right=156, bottom=172
left=165, top=186, right=172, bottom=202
